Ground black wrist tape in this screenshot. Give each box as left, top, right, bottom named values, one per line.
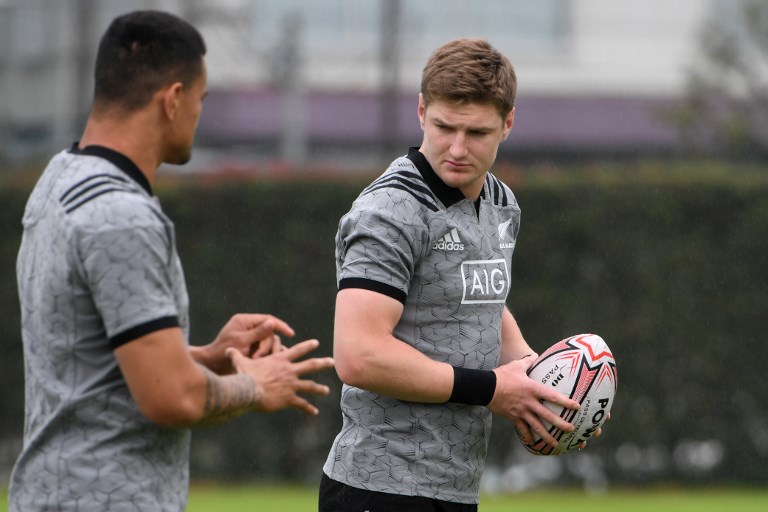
left=448, top=366, right=497, bottom=406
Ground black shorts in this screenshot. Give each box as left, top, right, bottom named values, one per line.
left=318, top=473, right=478, bottom=512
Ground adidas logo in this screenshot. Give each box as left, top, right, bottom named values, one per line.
left=433, top=228, right=465, bottom=251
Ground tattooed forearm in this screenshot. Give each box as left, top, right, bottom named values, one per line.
left=189, top=368, right=263, bottom=428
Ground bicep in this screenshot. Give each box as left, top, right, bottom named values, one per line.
left=333, top=288, right=453, bottom=402
left=333, top=288, right=403, bottom=370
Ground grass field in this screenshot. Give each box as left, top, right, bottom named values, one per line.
left=187, top=486, right=768, bottom=511
left=187, top=486, right=768, bottom=512
left=3, top=485, right=768, bottom=511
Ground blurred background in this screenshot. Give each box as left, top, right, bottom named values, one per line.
left=1, top=0, right=768, bottom=495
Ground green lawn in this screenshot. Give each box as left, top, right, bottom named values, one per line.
left=3, top=485, right=768, bottom=511
left=187, top=485, right=768, bottom=512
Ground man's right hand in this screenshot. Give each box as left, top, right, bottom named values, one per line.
left=226, top=339, right=335, bottom=416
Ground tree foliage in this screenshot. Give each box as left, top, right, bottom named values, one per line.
left=676, top=0, right=768, bottom=157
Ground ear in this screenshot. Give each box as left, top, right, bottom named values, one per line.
left=501, top=106, right=515, bottom=141
left=417, top=93, right=426, bottom=131
left=161, top=82, right=184, bottom=122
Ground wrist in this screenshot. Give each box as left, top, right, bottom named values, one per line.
left=190, top=344, right=230, bottom=374
left=448, top=366, right=497, bottom=406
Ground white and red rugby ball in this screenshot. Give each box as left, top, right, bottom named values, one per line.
left=522, top=333, right=618, bottom=456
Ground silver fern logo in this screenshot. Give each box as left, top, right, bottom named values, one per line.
left=498, top=218, right=515, bottom=249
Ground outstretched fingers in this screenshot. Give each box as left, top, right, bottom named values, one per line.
left=227, top=340, right=334, bottom=414
left=294, top=378, right=331, bottom=397
left=291, top=396, right=320, bottom=416
left=292, top=356, right=336, bottom=376
left=281, top=338, right=322, bottom=360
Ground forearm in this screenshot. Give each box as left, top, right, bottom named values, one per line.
left=336, top=334, right=454, bottom=402
left=498, top=306, right=535, bottom=365
left=119, top=327, right=329, bottom=428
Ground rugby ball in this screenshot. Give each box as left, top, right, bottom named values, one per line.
left=521, top=333, right=617, bottom=456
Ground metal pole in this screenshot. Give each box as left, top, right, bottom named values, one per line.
left=73, top=0, right=98, bottom=136
left=380, top=0, right=401, bottom=161
left=277, top=12, right=307, bottom=168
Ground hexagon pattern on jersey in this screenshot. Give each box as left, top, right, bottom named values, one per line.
left=325, top=153, right=520, bottom=504
left=10, top=148, right=191, bottom=511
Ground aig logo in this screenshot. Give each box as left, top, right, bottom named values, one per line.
left=460, top=259, right=510, bottom=304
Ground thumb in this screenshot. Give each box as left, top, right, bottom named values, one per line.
left=517, top=353, right=537, bottom=371
left=225, top=347, right=247, bottom=371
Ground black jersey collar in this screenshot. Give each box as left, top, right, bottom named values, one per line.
left=69, top=143, right=153, bottom=196
left=406, top=147, right=466, bottom=208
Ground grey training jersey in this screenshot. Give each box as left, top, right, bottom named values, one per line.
left=323, top=148, right=521, bottom=504
left=9, top=145, right=191, bottom=511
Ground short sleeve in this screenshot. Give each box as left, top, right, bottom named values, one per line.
left=336, top=194, right=428, bottom=303
left=75, top=220, right=180, bottom=347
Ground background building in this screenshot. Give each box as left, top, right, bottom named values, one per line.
left=0, top=0, right=737, bottom=170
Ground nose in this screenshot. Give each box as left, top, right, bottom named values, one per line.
left=449, top=133, right=468, bottom=159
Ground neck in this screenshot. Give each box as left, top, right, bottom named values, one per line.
left=460, top=182, right=485, bottom=201
left=79, top=112, right=162, bottom=185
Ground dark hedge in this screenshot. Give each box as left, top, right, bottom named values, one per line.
left=2, top=165, right=767, bottom=488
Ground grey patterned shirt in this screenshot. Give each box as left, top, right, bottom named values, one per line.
left=323, top=148, right=521, bottom=504
left=9, top=145, right=191, bottom=511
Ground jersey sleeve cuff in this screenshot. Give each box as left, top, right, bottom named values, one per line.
left=110, top=315, right=180, bottom=349
left=338, top=277, right=407, bottom=304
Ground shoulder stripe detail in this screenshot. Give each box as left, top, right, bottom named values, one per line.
left=60, top=173, right=139, bottom=213
left=61, top=178, right=133, bottom=207
left=364, top=172, right=440, bottom=212
left=338, top=278, right=407, bottom=304
left=364, top=172, right=433, bottom=198
left=59, top=174, right=129, bottom=202
left=365, top=174, right=436, bottom=201
left=487, top=175, right=509, bottom=207
left=366, top=170, right=424, bottom=190
left=63, top=186, right=139, bottom=214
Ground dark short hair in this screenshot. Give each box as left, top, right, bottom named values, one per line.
left=421, top=38, right=517, bottom=120
left=93, top=10, right=207, bottom=112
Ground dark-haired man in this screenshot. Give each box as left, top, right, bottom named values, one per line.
left=8, top=10, right=333, bottom=511
left=319, top=38, right=587, bottom=511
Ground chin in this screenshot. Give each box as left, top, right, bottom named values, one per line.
left=440, top=169, right=473, bottom=187
left=166, top=149, right=192, bottom=166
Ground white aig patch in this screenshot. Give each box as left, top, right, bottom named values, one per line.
left=460, top=259, right=510, bottom=304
